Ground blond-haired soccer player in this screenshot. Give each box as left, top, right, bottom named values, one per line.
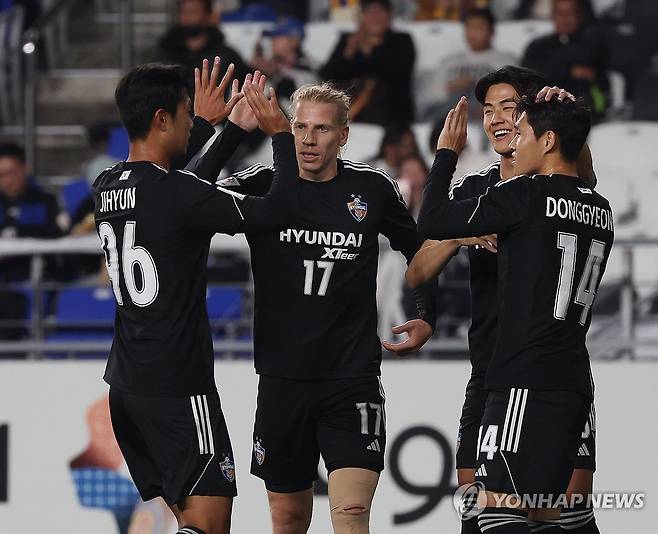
left=214, top=82, right=438, bottom=534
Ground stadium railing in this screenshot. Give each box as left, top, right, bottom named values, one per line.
left=0, top=235, right=653, bottom=360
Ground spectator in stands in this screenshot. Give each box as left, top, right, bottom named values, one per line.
left=429, top=9, right=516, bottom=120
left=0, top=143, right=65, bottom=342
left=0, top=143, right=65, bottom=277
left=368, top=126, right=421, bottom=177
left=249, top=17, right=318, bottom=103
left=320, top=0, right=416, bottom=128
left=156, top=0, right=249, bottom=87
left=521, top=0, right=609, bottom=117
left=396, top=155, right=428, bottom=219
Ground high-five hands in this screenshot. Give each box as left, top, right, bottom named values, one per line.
left=228, top=70, right=268, bottom=132
left=243, top=80, right=291, bottom=136
left=194, top=56, right=243, bottom=125
left=437, top=96, right=468, bottom=154
left=382, top=319, right=433, bottom=357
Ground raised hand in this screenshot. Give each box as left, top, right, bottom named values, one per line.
left=436, top=96, right=468, bottom=154
left=535, top=85, right=576, bottom=103
left=243, top=81, right=291, bottom=136
left=382, top=319, right=433, bottom=357
left=193, top=56, right=243, bottom=125
left=228, top=70, right=268, bottom=132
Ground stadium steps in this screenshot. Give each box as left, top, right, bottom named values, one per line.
left=0, top=0, right=172, bottom=176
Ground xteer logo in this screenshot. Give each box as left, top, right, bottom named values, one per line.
left=0, top=424, right=7, bottom=502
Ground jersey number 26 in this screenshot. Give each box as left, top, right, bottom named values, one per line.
left=98, top=221, right=159, bottom=307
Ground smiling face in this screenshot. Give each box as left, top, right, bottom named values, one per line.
left=292, top=100, right=349, bottom=181
left=482, top=83, right=519, bottom=157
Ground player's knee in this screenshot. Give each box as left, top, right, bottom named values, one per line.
left=330, top=500, right=371, bottom=528
left=270, top=506, right=311, bottom=534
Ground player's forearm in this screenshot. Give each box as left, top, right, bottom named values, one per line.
left=412, top=275, right=438, bottom=332
left=190, top=120, right=248, bottom=182
left=405, top=239, right=460, bottom=288
left=241, top=132, right=298, bottom=226
left=417, top=149, right=459, bottom=238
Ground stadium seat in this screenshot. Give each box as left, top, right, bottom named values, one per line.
left=55, top=286, right=116, bottom=327
left=588, top=122, right=658, bottom=288
left=206, top=286, right=244, bottom=321
left=106, top=126, right=129, bottom=160
left=222, top=4, right=278, bottom=22
left=341, top=123, right=385, bottom=163
left=221, top=22, right=273, bottom=62
left=61, top=178, right=92, bottom=218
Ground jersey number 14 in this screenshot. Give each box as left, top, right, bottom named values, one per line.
left=554, top=232, right=606, bottom=325
left=98, top=221, right=159, bottom=307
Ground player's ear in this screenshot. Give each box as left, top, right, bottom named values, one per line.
left=339, top=126, right=349, bottom=147
left=543, top=130, right=557, bottom=155
left=153, top=109, right=168, bottom=133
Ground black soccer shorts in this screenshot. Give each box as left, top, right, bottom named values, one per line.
left=573, top=400, right=596, bottom=472
left=474, top=388, right=590, bottom=497
left=251, top=375, right=386, bottom=493
left=456, top=373, right=488, bottom=469
left=109, top=387, right=237, bottom=505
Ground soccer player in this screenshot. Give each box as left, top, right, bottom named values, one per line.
left=95, top=62, right=296, bottom=534
left=417, top=96, right=613, bottom=533
left=407, top=67, right=601, bottom=534
left=213, top=82, right=437, bottom=534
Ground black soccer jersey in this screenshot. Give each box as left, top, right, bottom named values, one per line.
left=218, top=158, right=428, bottom=379
left=449, top=162, right=500, bottom=382
left=419, top=150, right=614, bottom=397
left=95, top=132, right=298, bottom=397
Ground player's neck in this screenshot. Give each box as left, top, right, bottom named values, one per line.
left=127, top=141, right=171, bottom=172
left=299, top=161, right=338, bottom=182
left=538, top=157, right=579, bottom=178
left=499, top=154, right=515, bottom=180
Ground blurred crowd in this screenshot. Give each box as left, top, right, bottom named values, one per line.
left=1, top=0, right=657, bottom=343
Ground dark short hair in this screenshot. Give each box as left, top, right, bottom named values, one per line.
left=516, top=97, right=591, bottom=162
left=361, top=0, right=392, bottom=11
left=475, top=65, right=549, bottom=105
left=0, top=142, right=26, bottom=163
left=463, top=8, right=495, bottom=28
left=115, top=63, right=189, bottom=141
left=179, top=0, right=212, bottom=13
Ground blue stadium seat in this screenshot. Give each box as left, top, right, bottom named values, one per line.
left=56, top=286, right=116, bottom=326
left=61, top=178, right=92, bottom=218
left=206, top=286, right=243, bottom=321
left=222, top=4, right=277, bottom=22
left=106, top=126, right=129, bottom=160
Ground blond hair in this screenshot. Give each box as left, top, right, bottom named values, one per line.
left=290, top=83, right=351, bottom=128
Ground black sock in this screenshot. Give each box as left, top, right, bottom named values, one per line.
left=177, top=527, right=207, bottom=534
left=478, top=507, right=532, bottom=533
left=560, top=505, right=599, bottom=533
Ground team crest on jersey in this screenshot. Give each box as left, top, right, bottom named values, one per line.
left=220, top=456, right=235, bottom=483
left=254, top=438, right=265, bottom=465
left=347, top=194, right=368, bottom=222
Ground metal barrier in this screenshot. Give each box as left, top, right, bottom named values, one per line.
left=0, top=235, right=654, bottom=360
